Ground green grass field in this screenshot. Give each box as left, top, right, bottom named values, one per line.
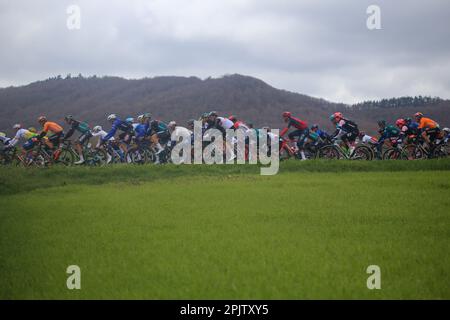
left=0, top=160, right=449, bottom=299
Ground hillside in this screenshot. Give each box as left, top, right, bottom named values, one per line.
left=0, top=74, right=449, bottom=135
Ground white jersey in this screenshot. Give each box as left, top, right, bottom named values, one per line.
left=92, top=130, right=114, bottom=147
left=10, top=129, right=35, bottom=146
left=218, top=117, right=234, bottom=130
left=361, top=134, right=376, bottom=144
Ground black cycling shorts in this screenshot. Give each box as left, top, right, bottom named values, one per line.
left=77, top=131, right=92, bottom=145
left=49, top=132, right=64, bottom=147
left=342, top=131, right=358, bottom=143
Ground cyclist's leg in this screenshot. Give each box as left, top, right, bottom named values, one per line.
left=296, top=129, right=309, bottom=160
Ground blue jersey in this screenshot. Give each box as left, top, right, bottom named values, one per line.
left=102, top=119, right=133, bottom=141
left=316, top=129, right=330, bottom=140
left=135, top=123, right=150, bottom=139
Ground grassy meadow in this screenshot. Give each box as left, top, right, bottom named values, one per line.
left=0, top=160, right=449, bottom=299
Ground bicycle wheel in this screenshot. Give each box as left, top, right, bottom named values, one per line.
left=317, top=145, right=340, bottom=160
left=351, top=145, right=372, bottom=160
left=432, top=143, right=450, bottom=158
left=383, top=147, right=403, bottom=160
left=144, top=148, right=157, bottom=163
left=126, top=147, right=147, bottom=164
left=406, top=144, right=425, bottom=160
left=55, top=148, right=75, bottom=166
left=85, top=148, right=108, bottom=166
left=27, top=151, right=48, bottom=168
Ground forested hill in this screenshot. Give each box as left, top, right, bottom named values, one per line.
left=0, top=74, right=449, bottom=135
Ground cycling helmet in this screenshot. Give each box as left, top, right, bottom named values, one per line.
left=187, top=119, right=195, bottom=126
left=358, top=131, right=366, bottom=138
left=107, top=114, right=117, bottom=122
left=395, top=119, right=406, bottom=127
left=282, top=111, right=291, bottom=118
left=443, top=127, right=450, bottom=134
left=28, top=127, right=37, bottom=133
left=377, top=120, right=386, bottom=127
left=168, top=121, right=176, bottom=127
left=414, top=112, right=424, bottom=119
left=65, top=115, right=74, bottom=122
left=201, top=112, right=209, bottom=119
left=333, top=112, right=343, bottom=120
left=93, top=126, right=102, bottom=133
left=228, top=115, right=237, bottom=122
left=137, top=115, right=144, bottom=122
left=311, top=124, right=319, bottom=130
left=0, top=132, right=6, bottom=137
left=125, top=117, right=134, bottom=124
left=13, top=124, right=22, bottom=130
left=209, top=111, right=218, bottom=117
left=38, top=115, right=47, bottom=123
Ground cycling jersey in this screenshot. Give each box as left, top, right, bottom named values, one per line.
left=378, top=125, right=400, bottom=144
left=232, top=121, right=249, bottom=131
left=42, top=122, right=63, bottom=134
left=150, top=120, right=168, bottom=134
left=10, top=129, right=38, bottom=146
left=103, top=119, right=134, bottom=142
left=280, top=116, right=308, bottom=137
left=65, top=120, right=90, bottom=139
left=217, top=117, right=234, bottom=130
left=336, top=119, right=359, bottom=134
left=92, top=130, right=114, bottom=147
left=361, top=134, right=377, bottom=144
left=418, top=117, right=438, bottom=130
left=315, top=129, right=331, bottom=141
left=135, top=122, right=150, bottom=139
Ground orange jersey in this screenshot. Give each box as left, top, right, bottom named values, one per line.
left=43, top=121, right=63, bottom=134
left=418, top=117, right=438, bottom=130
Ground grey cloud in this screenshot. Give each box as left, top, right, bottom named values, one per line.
left=0, top=0, right=449, bottom=103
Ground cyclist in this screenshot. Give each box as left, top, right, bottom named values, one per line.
left=376, top=120, right=401, bottom=156
left=37, top=116, right=64, bottom=158
left=330, top=112, right=359, bottom=154
left=92, top=125, right=114, bottom=163
left=148, top=117, right=170, bottom=163
left=64, top=115, right=92, bottom=165
left=280, top=111, right=309, bottom=160
left=168, top=121, right=192, bottom=152
left=206, top=111, right=229, bottom=137
left=395, top=118, right=418, bottom=144
left=310, top=124, right=331, bottom=143
left=414, top=112, right=441, bottom=146
left=358, top=131, right=378, bottom=145
left=229, top=115, right=249, bottom=131
left=134, top=115, right=151, bottom=143
left=101, top=114, right=134, bottom=153
left=125, top=117, right=138, bottom=131
left=7, top=124, right=40, bottom=161
left=443, top=128, right=450, bottom=143
left=0, top=132, right=11, bottom=146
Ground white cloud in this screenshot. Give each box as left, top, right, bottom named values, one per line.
left=0, top=0, right=449, bottom=103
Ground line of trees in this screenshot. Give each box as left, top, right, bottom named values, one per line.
left=353, top=96, right=442, bottom=110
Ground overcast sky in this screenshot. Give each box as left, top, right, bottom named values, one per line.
left=0, top=0, right=449, bottom=103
